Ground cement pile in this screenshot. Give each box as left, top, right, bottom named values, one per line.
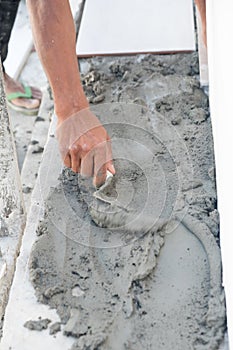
left=29, top=53, right=226, bottom=349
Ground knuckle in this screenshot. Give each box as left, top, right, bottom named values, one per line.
left=81, top=143, right=91, bottom=152
left=69, top=144, right=79, bottom=156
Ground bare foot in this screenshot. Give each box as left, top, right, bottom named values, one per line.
left=4, top=72, right=42, bottom=110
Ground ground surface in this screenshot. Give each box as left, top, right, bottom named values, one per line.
left=25, top=53, right=226, bottom=349
left=10, top=51, right=48, bottom=171
left=0, top=1, right=227, bottom=349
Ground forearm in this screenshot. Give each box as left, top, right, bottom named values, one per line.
left=26, top=0, right=88, bottom=119
left=195, top=0, right=206, bottom=26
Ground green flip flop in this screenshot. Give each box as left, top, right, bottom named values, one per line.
left=7, top=84, right=40, bottom=116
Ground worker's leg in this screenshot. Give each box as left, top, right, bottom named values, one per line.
left=195, top=0, right=207, bottom=47
left=26, top=0, right=115, bottom=185
left=0, top=0, right=41, bottom=111
left=26, top=0, right=88, bottom=120
left=0, top=0, right=20, bottom=68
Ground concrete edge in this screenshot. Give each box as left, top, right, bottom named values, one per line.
left=20, top=87, right=53, bottom=212
left=0, top=65, right=26, bottom=320
left=0, top=115, right=75, bottom=350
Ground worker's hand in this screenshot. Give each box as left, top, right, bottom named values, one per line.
left=56, top=109, right=115, bottom=187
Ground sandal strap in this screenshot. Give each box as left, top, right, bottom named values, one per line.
left=7, top=84, right=32, bottom=102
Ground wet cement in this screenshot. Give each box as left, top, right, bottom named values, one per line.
left=29, top=53, right=226, bottom=349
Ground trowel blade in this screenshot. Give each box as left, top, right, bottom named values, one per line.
left=93, top=170, right=116, bottom=204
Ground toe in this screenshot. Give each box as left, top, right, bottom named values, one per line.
left=31, top=86, right=42, bottom=100
left=11, top=97, right=40, bottom=110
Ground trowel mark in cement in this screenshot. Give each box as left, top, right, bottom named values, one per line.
left=29, top=169, right=225, bottom=350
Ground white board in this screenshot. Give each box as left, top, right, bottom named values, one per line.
left=206, top=0, right=233, bottom=348
left=76, top=0, right=195, bottom=56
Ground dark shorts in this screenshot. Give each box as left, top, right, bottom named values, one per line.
left=0, top=0, right=21, bottom=68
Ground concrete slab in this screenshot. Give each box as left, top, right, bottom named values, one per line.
left=0, top=65, right=26, bottom=320
left=8, top=48, right=50, bottom=209
left=20, top=87, right=53, bottom=212
left=8, top=49, right=48, bottom=171
left=9, top=109, right=37, bottom=171
left=1, top=53, right=226, bottom=348
left=0, top=116, right=75, bottom=350
left=0, top=114, right=226, bottom=348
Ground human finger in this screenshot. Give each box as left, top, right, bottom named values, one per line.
left=69, top=144, right=81, bottom=173
left=93, top=143, right=107, bottom=188
left=64, top=152, right=71, bottom=168
left=106, top=160, right=116, bottom=175
left=80, top=145, right=94, bottom=178
left=105, top=136, right=116, bottom=175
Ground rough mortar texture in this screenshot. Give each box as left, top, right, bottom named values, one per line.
left=0, top=64, right=25, bottom=320
left=29, top=53, right=226, bottom=349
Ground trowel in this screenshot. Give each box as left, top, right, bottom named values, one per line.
left=93, top=170, right=116, bottom=204
left=90, top=171, right=167, bottom=233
